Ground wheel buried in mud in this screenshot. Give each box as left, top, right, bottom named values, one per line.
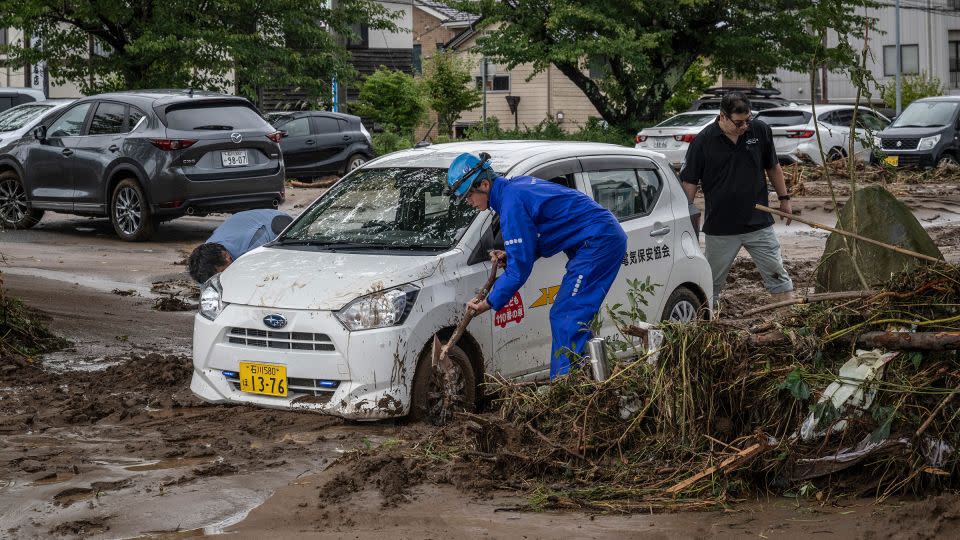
left=0, top=171, right=44, bottom=229
left=661, top=286, right=702, bottom=323
left=409, top=342, right=476, bottom=423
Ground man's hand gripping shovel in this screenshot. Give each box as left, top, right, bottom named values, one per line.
left=430, top=251, right=503, bottom=424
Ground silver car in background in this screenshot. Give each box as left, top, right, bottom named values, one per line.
left=634, top=111, right=719, bottom=169
left=0, top=99, right=75, bottom=150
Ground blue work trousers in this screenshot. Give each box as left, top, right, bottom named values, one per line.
left=549, top=233, right=627, bottom=378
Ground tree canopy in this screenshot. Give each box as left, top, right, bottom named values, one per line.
left=422, top=50, right=481, bottom=137
left=0, top=0, right=398, bottom=102
left=352, top=67, right=426, bottom=135
left=452, top=0, right=875, bottom=132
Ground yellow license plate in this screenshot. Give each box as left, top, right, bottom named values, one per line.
left=883, top=156, right=899, bottom=167
left=239, top=362, right=287, bottom=397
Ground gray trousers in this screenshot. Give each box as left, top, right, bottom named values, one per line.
left=705, top=226, right=793, bottom=302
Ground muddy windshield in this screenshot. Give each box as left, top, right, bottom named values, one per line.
left=278, top=167, right=479, bottom=250
left=891, top=101, right=960, bottom=128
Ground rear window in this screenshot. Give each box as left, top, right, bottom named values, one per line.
left=163, top=103, right=269, bottom=131
left=755, top=110, right=812, bottom=127
left=656, top=114, right=715, bottom=128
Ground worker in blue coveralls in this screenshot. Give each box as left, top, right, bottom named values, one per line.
left=448, top=152, right=627, bottom=379
left=188, top=209, right=293, bottom=283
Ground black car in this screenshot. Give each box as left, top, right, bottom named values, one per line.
left=873, top=96, right=960, bottom=168
left=0, top=90, right=285, bottom=241
left=689, top=87, right=794, bottom=112
left=266, top=111, right=373, bottom=178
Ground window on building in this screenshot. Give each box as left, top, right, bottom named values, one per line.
left=1, top=28, right=7, bottom=47
left=475, top=74, right=510, bottom=92
left=589, top=55, right=608, bottom=79
left=347, top=24, right=369, bottom=49
left=883, top=44, right=919, bottom=76
left=91, top=38, right=112, bottom=57
left=413, top=44, right=422, bottom=74
left=951, top=37, right=960, bottom=89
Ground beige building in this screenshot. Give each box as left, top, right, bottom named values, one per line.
left=413, top=1, right=601, bottom=138
left=0, top=28, right=83, bottom=98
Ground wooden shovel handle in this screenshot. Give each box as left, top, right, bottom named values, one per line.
left=439, top=260, right=500, bottom=361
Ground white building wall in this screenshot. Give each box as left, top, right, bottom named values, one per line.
left=775, top=3, right=960, bottom=103
left=370, top=1, right=413, bottom=49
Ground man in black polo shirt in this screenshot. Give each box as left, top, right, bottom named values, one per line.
left=679, top=91, right=795, bottom=308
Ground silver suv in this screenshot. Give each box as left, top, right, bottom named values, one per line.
left=0, top=90, right=285, bottom=240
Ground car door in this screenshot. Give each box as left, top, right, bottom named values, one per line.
left=22, top=101, right=94, bottom=210
left=830, top=109, right=855, bottom=155
left=579, top=156, right=677, bottom=330
left=71, top=100, right=128, bottom=212
left=490, top=158, right=582, bottom=380
left=275, top=115, right=314, bottom=175
left=854, top=110, right=889, bottom=161
left=309, top=115, right=349, bottom=173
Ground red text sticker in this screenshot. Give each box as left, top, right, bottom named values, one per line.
left=494, top=292, right=525, bottom=328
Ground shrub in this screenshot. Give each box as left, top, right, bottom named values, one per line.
left=881, top=71, right=944, bottom=110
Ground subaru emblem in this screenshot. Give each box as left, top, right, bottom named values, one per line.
left=231, top=132, right=242, bottom=144
left=263, top=314, right=287, bottom=329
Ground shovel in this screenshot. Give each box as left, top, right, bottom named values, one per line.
left=431, top=257, right=500, bottom=422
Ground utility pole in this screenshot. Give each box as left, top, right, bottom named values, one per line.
left=895, top=0, right=902, bottom=116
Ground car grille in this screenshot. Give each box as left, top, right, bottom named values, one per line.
left=222, top=371, right=338, bottom=400
left=226, top=327, right=335, bottom=351
left=881, top=138, right=920, bottom=150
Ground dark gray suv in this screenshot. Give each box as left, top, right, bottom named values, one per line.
left=0, top=90, right=285, bottom=240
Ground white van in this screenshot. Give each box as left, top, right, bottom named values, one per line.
left=190, top=141, right=713, bottom=420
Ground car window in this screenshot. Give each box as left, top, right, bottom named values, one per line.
left=656, top=114, right=715, bottom=128
left=0, top=97, right=13, bottom=111
left=280, top=117, right=311, bottom=137
left=48, top=103, right=93, bottom=137
left=857, top=111, right=888, bottom=131
left=88, top=102, right=127, bottom=135
left=586, top=169, right=662, bottom=221
left=163, top=103, right=269, bottom=131
left=0, top=104, right=54, bottom=132
left=280, top=167, right=479, bottom=250
left=128, top=107, right=146, bottom=131
left=755, top=110, right=812, bottom=127
left=830, top=109, right=854, bottom=127
left=314, top=116, right=340, bottom=134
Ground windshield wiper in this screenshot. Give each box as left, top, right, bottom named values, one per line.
left=193, top=124, right=234, bottom=130
left=273, top=239, right=446, bottom=250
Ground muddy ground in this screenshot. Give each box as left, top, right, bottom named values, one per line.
left=1, top=181, right=959, bottom=539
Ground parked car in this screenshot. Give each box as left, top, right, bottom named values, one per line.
left=689, top=87, right=795, bottom=112
left=755, top=105, right=890, bottom=165
left=0, top=88, right=45, bottom=113
left=0, top=90, right=285, bottom=240
left=0, top=99, right=75, bottom=150
left=635, top=111, right=721, bottom=169
left=190, top=141, right=713, bottom=420
left=265, top=111, right=373, bottom=178
left=873, top=96, right=960, bottom=168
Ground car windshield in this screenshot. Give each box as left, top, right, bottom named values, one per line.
left=755, top=110, right=812, bottom=126
left=655, top=114, right=714, bottom=128
left=0, top=104, right=54, bottom=132
left=891, top=102, right=960, bottom=128
left=278, top=167, right=479, bottom=250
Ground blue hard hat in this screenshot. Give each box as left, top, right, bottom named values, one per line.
left=447, top=152, right=492, bottom=198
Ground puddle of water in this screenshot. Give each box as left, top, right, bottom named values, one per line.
left=29, top=472, right=73, bottom=486
left=53, top=486, right=94, bottom=507
left=125, top=457, right=211, bottom=472
left=0, top=267, right=156, bottom=297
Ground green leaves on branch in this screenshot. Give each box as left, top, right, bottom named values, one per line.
left=880, top=72, right=944, bottom=110
left=351, top=67, right=426, bottom=135
left=0, top=0, right=399, bottom=101
left=422, top=51, right=481, bottom=138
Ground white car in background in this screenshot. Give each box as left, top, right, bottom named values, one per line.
left=634, top=111, right=719, bottom=169
left=190, top=141, right=713, bottom=420
left=755, top=105, right=890, bottom=165
left=0, top=99, right=75, bottom=149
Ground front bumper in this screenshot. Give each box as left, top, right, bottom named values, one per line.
left=191, top=305, right=415, bottom=420
left=871, top=151, right=936, bottom=168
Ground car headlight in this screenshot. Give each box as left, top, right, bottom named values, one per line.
left=335, top=284, right=419, bottom=331
left=199, top=275, right=228, bottom=321
left=918, top=134, right=941, bottom=150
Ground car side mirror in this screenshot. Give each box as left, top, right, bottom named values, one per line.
left=32, top=125, right=47, bottom=141
left=280, top=130, right=289, bottom=138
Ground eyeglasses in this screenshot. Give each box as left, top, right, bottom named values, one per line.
left=723, top=113, right=752, bottom=128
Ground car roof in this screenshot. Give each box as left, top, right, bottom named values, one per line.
left=758, top=104, right=871, bottom=114
left=914, top=96, right=960, bottom=103
left=265, top=110, right=360, bottom=122
left=0, top=88, right=46, bottom=100
left=78, top=90, right=249, bottom=108
left=367, top=140, right=665, bottom=174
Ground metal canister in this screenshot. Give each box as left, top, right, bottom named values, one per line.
left=586, top=337, right=610, bottom=381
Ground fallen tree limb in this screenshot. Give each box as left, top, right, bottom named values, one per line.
left=665, top=441, right=769, bottom=495
left=742, top=290, right=878, bottom=316
left=748, top=330, right=960, bottom=351
left=915, top=381, right=960, bottom=440
left=755, top=204, right=942, bottom=263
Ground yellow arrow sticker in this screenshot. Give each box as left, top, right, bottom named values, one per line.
left=530, top=285, right=561, bottom=308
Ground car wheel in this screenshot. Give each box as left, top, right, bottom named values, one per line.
left=110, top=178, right=156, bottom=241
left=937, top=153, right=958, bottom=168
left=661, top=286, right=702, bottom=323
left=827, top=147, right=845, bottom=162
left=344, top=154, right=367, bottom=174
left=0, top=171, right=44, bottom=229
left=409, top=341, right=476, bottom=423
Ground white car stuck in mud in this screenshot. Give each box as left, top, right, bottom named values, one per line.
left=190, top=141, right=713, bottom=420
